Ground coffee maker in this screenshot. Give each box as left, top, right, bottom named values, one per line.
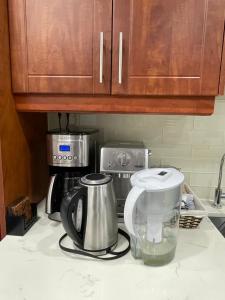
left=46, top=127, right=98, bottom=221
left=100, top=142, right=151, bottom=222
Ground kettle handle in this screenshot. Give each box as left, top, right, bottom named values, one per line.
left=60, top=187, right=87, bottom=248
left=124, top=186, right=145, bottom=236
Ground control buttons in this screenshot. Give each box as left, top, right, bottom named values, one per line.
left=107, top=161, right=113, bottom=168
left=117, top=152, right=130, bottom=167
left=52, top=155, right=78, bottom=161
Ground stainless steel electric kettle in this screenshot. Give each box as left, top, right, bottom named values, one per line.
left=59, top=173, right=130, bottom=260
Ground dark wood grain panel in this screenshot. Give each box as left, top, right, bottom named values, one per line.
left=127, top=78, right=200, bottom=96
left=0, top=111, right=48, bottom=206
left=130, top=0, right=203, bottom=77
left=8, top=0, right=28, bottom=92
left=28, top=76, right=93, bottom=94
left=112, top=0, right=225, bottom=96
left=26, top=0, right=93, bottom=76
left=0, top=141, right=6, bottom=240
left=0, top=0, right=48, bottom=239
left=8, top=0, right=112, bottom=94
left=219, top=24, right=225, bottom=95
left=14, top=95, right=215, bottom=115
left=18, top=113, right=48, bottom=204
left=26, top=0, right=94, bottom=94
left=200, top=0, right=225, bottom=94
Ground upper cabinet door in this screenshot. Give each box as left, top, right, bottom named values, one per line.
left=9, top=0, right=112, bottom=94
left=112, top=0, right=225, bottom=96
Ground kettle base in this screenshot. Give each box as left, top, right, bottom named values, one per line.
left=48, top=212, right=61, bottom=222
left=73, top=241, right=118, bottom=256
left=59, top=229, right=130, bottom=260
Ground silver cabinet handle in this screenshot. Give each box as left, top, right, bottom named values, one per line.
left=118, top=32, right=123, bottom=84
left=99, top=32, right=104, bottom=84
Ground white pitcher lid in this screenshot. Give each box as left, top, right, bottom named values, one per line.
left=130, top=168, right=184, bottom=191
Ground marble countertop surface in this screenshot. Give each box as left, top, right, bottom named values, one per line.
left=201, top=198, right=225, bottom=217
left=1, top=202, right=225, bottom=300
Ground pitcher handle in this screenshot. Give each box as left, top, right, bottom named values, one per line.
left=124, top=186, right=145, bottom=236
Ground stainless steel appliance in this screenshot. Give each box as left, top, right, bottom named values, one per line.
left=100, top=142, right=151, bottom=222
left=47, top=128, right=98, bottom=168
left=59, top=173, right=130, bottom=260
left=46, top=128, right=98, bottom=221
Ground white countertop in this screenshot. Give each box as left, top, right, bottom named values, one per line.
left=1, top=202, right=225, bottom=300
left=201, top=198, right=225, bottom=217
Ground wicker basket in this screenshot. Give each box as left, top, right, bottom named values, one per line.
left=179, top=184, right=208, bottom=229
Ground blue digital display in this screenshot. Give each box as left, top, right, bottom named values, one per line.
left=59, top=145, right=70, bottom=152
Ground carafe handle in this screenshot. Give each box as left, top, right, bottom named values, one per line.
left=46, top=175, right=57, bottom=214
left=60, top=187, right=87, bottom=248
left=124, top=186, right=145, bottom=236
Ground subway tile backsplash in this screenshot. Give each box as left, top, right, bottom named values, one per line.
left=48, top=97, right=225, bottom=200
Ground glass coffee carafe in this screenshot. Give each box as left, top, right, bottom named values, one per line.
left=124, top=168, right=184, bottom=266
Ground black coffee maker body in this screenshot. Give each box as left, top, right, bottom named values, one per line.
left=46, top=128, right=98, bottom=221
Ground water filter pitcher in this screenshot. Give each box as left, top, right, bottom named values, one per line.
left=124, top=168, right=184, bottom=266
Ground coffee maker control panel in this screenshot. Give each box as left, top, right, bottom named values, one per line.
left=47, top=132, right=97, bottom=168
left=117, top=152, right=131, bottom=167
left=100, top=142, right=151, bottom=173
left=52, top=154, right=76, bottom=161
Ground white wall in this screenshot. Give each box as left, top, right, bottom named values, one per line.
left=48, top=96, right=225, bottom=199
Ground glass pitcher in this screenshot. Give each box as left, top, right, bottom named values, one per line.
left=124, top=168, right=184, bottom=266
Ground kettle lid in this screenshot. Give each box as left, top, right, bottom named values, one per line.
left=80, top=173, right=112, bottom=185
left=131, top=168, right=184, bottom=191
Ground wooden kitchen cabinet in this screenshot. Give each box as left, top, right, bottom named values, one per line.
left=7, top=0, right=225, bottom=114
left=0, top=0, right=48, bottom=240
left=112, top=0, right=225, bottom=96
left=8, top=0, right=112, bottom=94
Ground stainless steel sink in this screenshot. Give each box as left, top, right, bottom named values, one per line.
left=209, top=217, right=225, bottom=237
